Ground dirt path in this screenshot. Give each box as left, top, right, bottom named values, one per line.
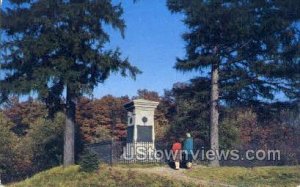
left=118, top=166, right=236, bottom=187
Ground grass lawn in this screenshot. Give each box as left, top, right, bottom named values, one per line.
left=8, top=165, right=195, bottom=187
left=8, top=164, right=300, bottom=187
left=115, top=162, right=165, bottom=168
left=185, top=165, right=300, bottom=187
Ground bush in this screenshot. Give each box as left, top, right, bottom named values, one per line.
left=0, top=112, right=18, bottom=183
left=79, top=150, right=99, bottom=172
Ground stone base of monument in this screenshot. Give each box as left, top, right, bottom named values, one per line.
left=121, top=142, right=158, bottom=161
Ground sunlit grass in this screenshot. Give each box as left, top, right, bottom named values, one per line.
left=185, top=165, right=300, bottom=187
left=8, top=165, right=195, bottom=187
left=115, top=162, right=165, bottom=168
left=8, top=164, right=300, bottom=187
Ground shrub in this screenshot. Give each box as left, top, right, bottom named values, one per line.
left=79, top=150, right=99, bottom=172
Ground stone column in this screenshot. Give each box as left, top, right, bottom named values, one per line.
left=124, top=99, right=159, bottom=159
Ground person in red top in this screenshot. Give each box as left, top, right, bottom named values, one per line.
left=172, top=137, right=182, bottom=170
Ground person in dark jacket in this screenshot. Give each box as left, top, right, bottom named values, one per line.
left=183, top=133, right=193, bottom=169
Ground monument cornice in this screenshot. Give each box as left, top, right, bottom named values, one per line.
left=124, top=99, right=159, bottom=110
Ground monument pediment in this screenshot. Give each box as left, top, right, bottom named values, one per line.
left=124, top=99, right=159, bottom=110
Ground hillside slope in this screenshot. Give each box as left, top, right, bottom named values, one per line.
left=8, top=165, right=196, bottom=187
left=8, top=165, right=300, bottom=187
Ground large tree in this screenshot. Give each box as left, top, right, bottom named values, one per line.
left=167, top=0, right=300, bottom=166
left=0, top=0, right=140, bottom=166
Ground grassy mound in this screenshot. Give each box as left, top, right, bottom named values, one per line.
left=8, top=164, right=300, bottom=187
left=185, top=166, right=300, bottom=187
left=8, top=165, right=194, bottom=187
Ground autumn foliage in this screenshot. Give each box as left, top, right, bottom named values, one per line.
left=76, top=95, right=129, bottom=143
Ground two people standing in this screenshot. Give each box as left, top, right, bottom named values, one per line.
left=171, top=133, right=194, bottom=170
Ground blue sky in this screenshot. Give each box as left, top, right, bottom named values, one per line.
left=1, top=0, right=197, bottom=98
left=96, top=0, right=198, bottom=98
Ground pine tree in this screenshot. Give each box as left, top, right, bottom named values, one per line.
left=0, top=0, right=140, bottom=166
left=167, top=0, right=300, bottom=166
left=79, top=149, right=99, bottom=173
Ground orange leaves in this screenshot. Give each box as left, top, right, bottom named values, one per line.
left=76, top=96, right=129, bottom=143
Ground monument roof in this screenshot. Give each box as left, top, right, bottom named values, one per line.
left=124, top=99, right=159, bottom=110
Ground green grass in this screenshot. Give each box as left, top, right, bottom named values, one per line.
left=185, top=165, right=300, bottom=187
left=8, top=164, right=300, bottom=187
left=115, top=162, right=165, bottom=168
left=8, top=165, right=195, bottom=187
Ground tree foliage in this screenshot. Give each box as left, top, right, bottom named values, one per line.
left=3, top=97, right=47, bottom=136
left=0, top=0, right=141, bottom=166
left=76, top=95, right=129, bottom=143
left=165, top=80, right=239, bottom=148
left=168, top=0, right=300, bottom=166
left=79, top=149, right=99, bottom=173
left=0, top=0, right=140, bottom=105
left=167, top=0, right=300, bottom=104
left=28, top=112, right=65, bottom=172
left=0, top=107, right=65, bottom=183
left=0, top=112, right=17, bottom=182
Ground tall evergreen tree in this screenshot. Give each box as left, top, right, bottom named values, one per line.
left=167, top=0, right=300, bottom=166
left=0, top=0, right=140, bottom=166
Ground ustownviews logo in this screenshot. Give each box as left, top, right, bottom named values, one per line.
left=122, top=146, right=281, bottom=161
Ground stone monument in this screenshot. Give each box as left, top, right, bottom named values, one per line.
left=123, top=99, right=159, bottom=160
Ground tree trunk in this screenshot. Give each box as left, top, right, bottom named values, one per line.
left=210, top=60, right=220, bottom=167
left=63, top=86, right=76, bottom=167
